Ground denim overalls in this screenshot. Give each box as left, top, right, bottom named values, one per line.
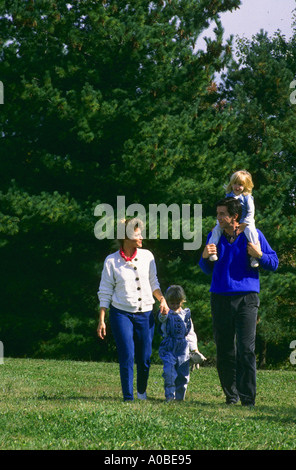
left=159, top=309, right=192, bottom=401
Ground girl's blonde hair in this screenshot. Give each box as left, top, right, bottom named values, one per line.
left=225, top=170, right=254, bottom=195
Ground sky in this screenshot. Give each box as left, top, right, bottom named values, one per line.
left=196, top=0, right=296, bottom=50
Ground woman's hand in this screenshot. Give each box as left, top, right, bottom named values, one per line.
left=97, top=307, right=107, bottom=339
left=97, top=321, right=106, bottom=340
left=154, top=289, right=169, bottom=315
left=159, top=296, right=169, bottom=315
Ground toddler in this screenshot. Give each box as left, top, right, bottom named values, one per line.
left=158, top=285, right=206, bottom=402
left=209, top=170, right=259, bottom=268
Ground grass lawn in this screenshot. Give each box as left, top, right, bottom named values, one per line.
left=0, top=358, right=295, bottom=450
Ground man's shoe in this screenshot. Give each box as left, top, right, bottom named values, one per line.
left=242, top=402, right=255, bottom=409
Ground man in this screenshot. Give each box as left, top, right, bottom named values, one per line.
left=199, top=197, right=278, bottom=407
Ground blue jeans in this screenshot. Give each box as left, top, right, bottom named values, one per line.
left=109, top=305, right=155, bottom=401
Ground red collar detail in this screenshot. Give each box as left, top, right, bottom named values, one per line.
left=119, top=248, right=137, bottom=262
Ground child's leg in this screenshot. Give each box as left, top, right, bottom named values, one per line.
left=208, top=223, right=222, bottom=261
left=244, top=225, right=259, bottom=268
left=244, top=225, right=258, bottom=245
left=162, top=357, right=178, bottom=401
left=208, top=222, right=223, bottom=245
left=175, top=360, right=190, bottom=401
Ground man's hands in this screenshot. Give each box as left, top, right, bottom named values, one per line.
left=203, top=238, right=262, bottom=261
left=237, top=223, right=247, bottom=235
left=202, top=243, right=217, bottom=259
left=247, top=241, right=262, bottom=259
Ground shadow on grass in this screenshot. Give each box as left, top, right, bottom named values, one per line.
left=34, top=394, right=296, bottom=426
left=35, top=393, right=219, bottom=408
left=36, top=393, right=122, bottom=403
left=244, top=404, right=296, bottom=425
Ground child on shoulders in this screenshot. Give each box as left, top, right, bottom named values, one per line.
left=208, top=170, right=259, bottom=268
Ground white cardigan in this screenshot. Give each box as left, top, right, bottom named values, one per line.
left=98, top=249, right=161, bottom=313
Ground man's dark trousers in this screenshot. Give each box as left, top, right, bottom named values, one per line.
left=210, top=292, right=260, bottom=406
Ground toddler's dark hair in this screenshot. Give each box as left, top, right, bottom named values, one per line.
left=165, top=285, right=186, bottom=303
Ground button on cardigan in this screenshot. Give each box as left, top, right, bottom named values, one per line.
left=98, top=248, right=161, bottom=313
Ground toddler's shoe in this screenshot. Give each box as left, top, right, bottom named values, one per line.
left=209, top=254, right=218, bottom=262
left=137, top=391, right=147, bottom=400
left=250, top=257, right=259, bottom=268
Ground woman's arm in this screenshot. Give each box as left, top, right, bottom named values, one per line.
left=97, top=257, right=115, bottom=340
left=97, top=307, right=107, bottom=339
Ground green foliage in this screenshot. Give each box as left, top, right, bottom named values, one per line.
left=0, top=1, right=295, bottom=365
left=220, top=30, right=296, bottom=363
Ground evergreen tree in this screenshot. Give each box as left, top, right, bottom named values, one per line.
left=219, top=29, right=296, bottom=365
left=0, top=0, right=240, bottom=359
left=1, top=1, right=294, bottom=365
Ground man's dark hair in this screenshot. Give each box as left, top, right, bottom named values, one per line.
left=216, top=197, right=242, bottom=221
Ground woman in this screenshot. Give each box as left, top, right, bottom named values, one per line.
left=97, top=217, right=168, bottom=402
